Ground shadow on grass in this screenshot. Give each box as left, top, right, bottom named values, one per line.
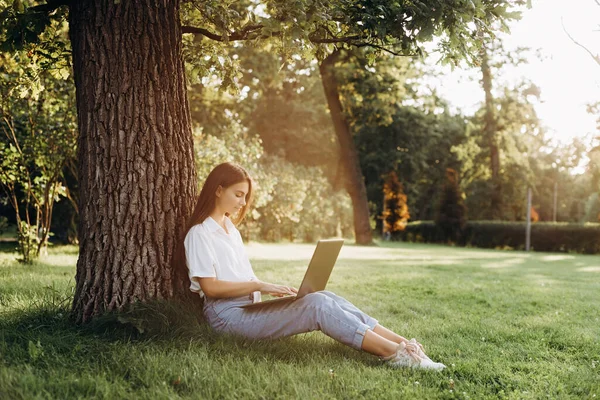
left=0, top=241, right=18, bottom=254
left=0, top=297, right=368, bottom=375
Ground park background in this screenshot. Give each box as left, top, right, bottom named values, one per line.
left=1, top=0, right=600, bottom=398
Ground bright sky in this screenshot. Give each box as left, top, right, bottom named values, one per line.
left=429, top=0, right=600, bottom=146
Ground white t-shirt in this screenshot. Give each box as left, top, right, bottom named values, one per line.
left=184, top=216, right=258, bottom=297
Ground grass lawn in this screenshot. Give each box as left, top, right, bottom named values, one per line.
left=1, top=241, right=599, bottom=399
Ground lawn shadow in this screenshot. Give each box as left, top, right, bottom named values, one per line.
left=1, top=298, right=371, bottom=374
left=0, top=241, right=18, bottom=254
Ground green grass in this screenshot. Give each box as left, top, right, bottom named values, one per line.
left=1, top=241, right=599, bottom=399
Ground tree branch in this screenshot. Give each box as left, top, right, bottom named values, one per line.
left=562, top=17, right=600, bottom=67
left=182, top=24, right=416, bottom=58
left=309, top=35, right=362, bottom=44
left=29, top=0, right=69, bottom=13
left=355, top=42, right=418, bottom=57
left=181, top=24, right=265, bottom=41
left=181, top=23, right=366, bottom=44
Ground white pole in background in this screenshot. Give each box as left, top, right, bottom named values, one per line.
left=526, top=187, right=532, bottom=251
left=552, top=181, right=558, bottom=222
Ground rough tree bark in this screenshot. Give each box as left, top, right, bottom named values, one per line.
left=481, top=47, right=502, bottom=219
left=319, top=51, right=373, bottom=245
left=69, top=0, right=197, bottom=323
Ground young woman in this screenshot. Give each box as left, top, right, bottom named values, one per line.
left=183, top=162, right=445, bottom=370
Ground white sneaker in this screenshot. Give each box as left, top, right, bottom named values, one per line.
left=382, top=340, right=446, bottom=371
left=406, top=338, right=447, bottom=370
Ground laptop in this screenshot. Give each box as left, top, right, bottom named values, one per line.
left=241, top=239, right=344, bottom=309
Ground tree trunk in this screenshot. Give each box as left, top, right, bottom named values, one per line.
left=319, top=51, right=373, bottom=245
left=69, top=0, right=197, bottom=323
left=481, top=47, right=502, bottom=219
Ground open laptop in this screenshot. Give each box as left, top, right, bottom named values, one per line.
left=241, top=239, right=344, bottom=309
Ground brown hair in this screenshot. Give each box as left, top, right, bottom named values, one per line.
left=174, top=163, right=254, bottom=290
left=185, top=162, right=253, bottom=232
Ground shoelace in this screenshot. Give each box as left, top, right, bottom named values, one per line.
left=380, top=340, right=427, bottom=362
left=403, top=341, right=424, bottom=362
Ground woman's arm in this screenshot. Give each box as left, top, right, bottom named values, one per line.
left=198, top=278, right=297, bottom=299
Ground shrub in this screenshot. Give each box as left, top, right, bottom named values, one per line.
left=396, top=220, right=600, bottom=254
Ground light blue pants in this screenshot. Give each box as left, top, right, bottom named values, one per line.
left=203, top=290, right=379, bottom=350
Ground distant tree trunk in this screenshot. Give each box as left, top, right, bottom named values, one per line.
left=69, top=0, right=197, bottom=323
left=481, top=47, right=502, bottom=219
left=319, top=51, right=373, bottom=245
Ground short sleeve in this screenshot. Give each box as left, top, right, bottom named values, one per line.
left=184, top=226, right=217, bottom=279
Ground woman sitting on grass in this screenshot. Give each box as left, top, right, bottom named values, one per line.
left=183, top=162, right=445, bottom=370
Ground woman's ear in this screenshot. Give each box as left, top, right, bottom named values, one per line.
left=215, top=185, right=223, bottom=198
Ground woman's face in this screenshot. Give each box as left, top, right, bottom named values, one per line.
left=215, top=181, right=249, bottom=216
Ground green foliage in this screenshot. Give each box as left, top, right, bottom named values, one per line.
left=451, top=81, right=588, bottom=222
left=245, top=55, right=339, bottom=174
left=435, top=168, right=467, bottom=243
left=345, top=56, right=467, bottom=224
left=0, top=1, right=71, bottom=98
left=193, top=126, right=353, bottom=242
left=179, top=0, right=527, bottom=94
left=0, top=47, right=77, bottom=263
left=180, top=1, right=528, bottom=244
left=0, top=1, right=68, bottom=51
left=336, top=49, right=413, bottom=130
left=253, top=155, right=353, bottom=242
left=187, top=42, right=353, bottom=242
left=465, top=221, right=600, bottom=253
left=15, top=220, right=40, bottom=264
left=188, top=43, right=341, bottom=185
left=398, top=220, right=600, bottom=254
left=2, top=0, right=589, bottom=250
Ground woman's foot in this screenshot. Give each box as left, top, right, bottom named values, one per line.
left=381, top=339, right=446, bottom=371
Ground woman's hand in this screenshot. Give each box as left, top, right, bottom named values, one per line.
left=257, top=282, right=298, bottom=297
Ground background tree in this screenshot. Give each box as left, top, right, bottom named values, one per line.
left=314, top=0, right=524, bottom=243
left=184, top=0, right=529, bottom=245
left=480, top=44, right=502, bottom=218
left=0, top=50, right=76, bottom=262
left=185, top=45, right=353, bottom=241
left=381, top=171, right=410, bottom=237
left=475, top=36, right=534, bottom=219
left=435, top=168, right=467, bottom=243
left=453, top=80, right=545, bottom=220
left=343, top=55, right=467, bottom=225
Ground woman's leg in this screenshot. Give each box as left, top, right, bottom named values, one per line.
left=319, top=291, right=408, bottom=345
left=373, top=324, right=407, bottom=344
left=361, top=329, right=399, bottom=358
left=211, top=292, right=398, bottom=357
left=318, top=290, right=375, bottom=326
